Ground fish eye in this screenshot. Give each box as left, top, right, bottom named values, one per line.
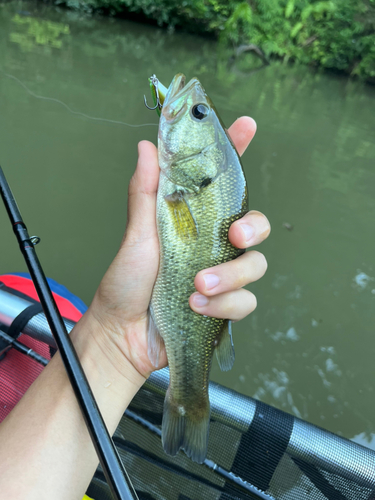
left=191, top=103, right=209, bottom=121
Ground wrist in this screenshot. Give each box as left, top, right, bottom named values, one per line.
left=0, top=305, right=145, bottom=498
left=70, top=309, right=146, bottom=418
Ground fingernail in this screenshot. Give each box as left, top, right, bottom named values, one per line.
left=240, top=223, right=255, bottom=243
left=203, top=273, right=220, bottom=290
left=193, top=293, right=209, bottom=307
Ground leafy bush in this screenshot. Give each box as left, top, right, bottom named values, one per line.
left=53, top=0, right=375, bottom=81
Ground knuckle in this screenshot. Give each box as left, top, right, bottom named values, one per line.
left=221, top=297, right=234, bottom=317
left=218, top=292, right=236, bottom=317
left=128, top=175, right=137, bottom=197
left=232, top=259, right=247, bottom=288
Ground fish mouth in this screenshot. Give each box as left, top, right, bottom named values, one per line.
left=164, top=74, right=203, bottom=107
left=167, top=73, right=186, bottom=101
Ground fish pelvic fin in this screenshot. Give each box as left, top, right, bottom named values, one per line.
left=147, top=306, right=164, bottom=368
left=165, top=191, right=198, bottom=240
left=215, top=320, right=235, bottom=371
left=162, top=387, right=209, bottom=464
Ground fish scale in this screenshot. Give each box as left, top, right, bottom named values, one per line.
left=148, top=73, right=248, bottom=463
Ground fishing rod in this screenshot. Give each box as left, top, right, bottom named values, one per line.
left=0, top=328, right=49, bottom=366
left=0, top=166, right=139, bottom=500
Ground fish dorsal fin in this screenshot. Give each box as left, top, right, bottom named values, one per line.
left=215, top=320, right=235, bottom=371
left=165, top=191, right=198, bottom=240
left=147, top=306, right=165, bottom=368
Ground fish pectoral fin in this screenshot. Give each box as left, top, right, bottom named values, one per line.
left=215, top=320, right=235, bottom=371
left=165, top=191, right=198, bottom=240
left=147, top=306, right=164, bottom=368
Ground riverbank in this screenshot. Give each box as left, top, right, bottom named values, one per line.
left=47, top=0, right=375, bottom=83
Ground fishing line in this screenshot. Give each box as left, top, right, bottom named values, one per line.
left=0, top=69, right=158, bottom=128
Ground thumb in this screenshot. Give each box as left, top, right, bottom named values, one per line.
left=125, top=140, right=159, bottom=244
left=95, top=140, right=159, bottom=321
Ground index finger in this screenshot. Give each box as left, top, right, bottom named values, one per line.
left=227, top=117, right=257, bottom=156
left=229, top=210, right=271, bottom=249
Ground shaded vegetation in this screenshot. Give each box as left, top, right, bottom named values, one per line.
left=50, top=0, right=375, bottom=82
left=10, top=13, right=69, bottom=50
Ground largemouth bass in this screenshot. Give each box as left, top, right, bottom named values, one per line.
left=148, top=74, right=248, bottom=463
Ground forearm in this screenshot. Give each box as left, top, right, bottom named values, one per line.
left=0, top=309, right=145, bottom=500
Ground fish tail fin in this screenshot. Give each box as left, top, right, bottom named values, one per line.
left=183, top=413, right=210, bottom=464
left=161, top=403, right=185, bottom=457
left=162, top=387, right=210, bottom=464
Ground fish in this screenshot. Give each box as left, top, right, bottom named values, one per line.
left=148, top=73, right=248, bottom=463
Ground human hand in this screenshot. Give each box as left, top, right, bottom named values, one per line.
left=89, top=117, right=270, bottom=385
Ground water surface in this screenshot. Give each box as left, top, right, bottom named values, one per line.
left=0, top=0, right=375, bottom=449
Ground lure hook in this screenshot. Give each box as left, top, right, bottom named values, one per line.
left=143, top=95, right=159, bottom=111
left=144, top=74, right=163, bottom=111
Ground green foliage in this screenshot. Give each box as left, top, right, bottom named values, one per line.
left=51, top=0, right=375, bottom=82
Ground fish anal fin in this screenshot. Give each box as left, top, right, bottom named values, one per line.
left=215, top=320, right=235, bottom=371
left=165, top=191, right=198, bottom=240
left=147, top=306, right=164, bottom=368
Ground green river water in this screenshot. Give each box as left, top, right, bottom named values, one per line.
left=0, top=0, right=374, bottom=451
